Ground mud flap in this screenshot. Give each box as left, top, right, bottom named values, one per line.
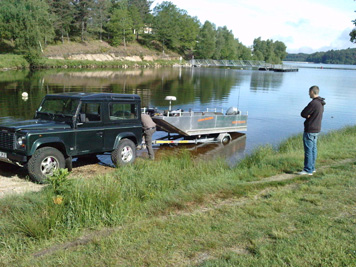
left=65, top=156, right=73, bottom=172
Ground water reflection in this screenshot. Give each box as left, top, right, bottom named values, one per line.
left=250, top=71, right=284, bottom=92
left=0, top=68, right=244, bottom=121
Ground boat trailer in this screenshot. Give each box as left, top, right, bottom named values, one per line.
left=153, top=132, right=234, bottom=145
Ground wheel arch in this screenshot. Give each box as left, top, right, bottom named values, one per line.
left=30, top=137, right=68, bottom=158
left=113, top=132, right=138, bottom=149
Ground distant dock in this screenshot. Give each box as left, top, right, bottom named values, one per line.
left=258, top=65, right=299, bottom=72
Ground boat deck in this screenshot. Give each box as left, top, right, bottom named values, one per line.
left=152, top=110, right=247, bottom=136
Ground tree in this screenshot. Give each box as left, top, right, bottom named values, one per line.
left=107, top=3, right=134, bottom=47
left=91, top=0, right=111, bottom=41
left=128, top=0, right=152, bottom=23
left=252, top=37, right=267, bottom=61
left=0, top=0, right=54, bottom=51
left=72, top=0, right=94, bottom=41
left=47, top=0, right=76, bottom=43
left=252, top=37, right=287, bottom=63
left=274, top=41, right=287, bottom=61
left=213, top=27, right=225, bottom=59
left=234, top=39, right=252, bottom=60
left=219, top=26, right=236, bottom=59
left=196, top=21, right=216, bottom=59
left=153, top=2, right=180, bottom=52
left=128, top=4, right=144, bottom=40
left=176, top=13, right=200, bottom=56
left=350, top=6, right=356, bottom=43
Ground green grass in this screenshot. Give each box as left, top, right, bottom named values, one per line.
left=39, top=58, right=181, bottom=69
left=1, top=126, right=356, bottom=266
left=0, top=54, right=29, bottom=69
left=0, top=54, right=181, bottom=71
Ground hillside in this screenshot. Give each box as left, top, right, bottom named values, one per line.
left=44, top=40, right=177, bottom=57
left=0, top=40, right=183, bottom=70
left=285, top=48, right=356, bottom=64
left=43, top=40, right=181, bottom=61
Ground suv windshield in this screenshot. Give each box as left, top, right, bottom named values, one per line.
left=37, top=98, right=79, bottom=116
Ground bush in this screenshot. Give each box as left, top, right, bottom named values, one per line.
left=23, top=49, right=45, bottom=68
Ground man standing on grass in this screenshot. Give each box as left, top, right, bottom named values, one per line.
left=298, top=85, right=326, bottom=175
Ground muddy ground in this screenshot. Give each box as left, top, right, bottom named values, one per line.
left=0, top=156, right=116, bottom=199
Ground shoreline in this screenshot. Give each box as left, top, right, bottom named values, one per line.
left=0, top=54, right=187, bottom=71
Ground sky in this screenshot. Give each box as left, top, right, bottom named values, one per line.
left=152, top=0, right=356, bottom=53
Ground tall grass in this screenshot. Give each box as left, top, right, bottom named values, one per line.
left=1, top=126, right=356, bottom=261
left=0, top=54, right=29, bottom=69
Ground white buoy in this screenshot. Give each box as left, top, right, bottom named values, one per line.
left=21, top=92, right=28, bottom=101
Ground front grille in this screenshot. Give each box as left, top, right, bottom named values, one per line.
left=0, top=131, right=15, bottom=150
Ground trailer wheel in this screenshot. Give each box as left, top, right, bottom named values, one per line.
left=28, top=147, right=65, bottom=183
left=111, top=139, right=136, bottom=167
left=221, top=135, right=231, bottom=145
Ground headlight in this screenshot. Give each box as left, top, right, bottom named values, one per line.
left=16, top=136, right=26, bottom=149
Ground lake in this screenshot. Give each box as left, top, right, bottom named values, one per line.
left=0, top=64, right=355, bottom=163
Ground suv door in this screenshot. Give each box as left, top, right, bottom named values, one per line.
left=76, top=102, right=104, bottom=154
left=104, top=102, right=141, bottom=150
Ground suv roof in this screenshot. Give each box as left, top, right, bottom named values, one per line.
left=45, top=93, right=140, bottom=101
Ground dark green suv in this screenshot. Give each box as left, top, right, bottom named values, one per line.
left=0, top=93, right=143, bottom=183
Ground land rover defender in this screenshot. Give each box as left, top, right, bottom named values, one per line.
left=0, top=93, right=143, bottom=183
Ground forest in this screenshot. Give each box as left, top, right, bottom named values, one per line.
left=0, top=0, right=287, bottom=64
left=285, top=48, right=356, bottom=65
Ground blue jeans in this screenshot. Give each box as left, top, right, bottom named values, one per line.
left=303, top=132, right=319, bottom=173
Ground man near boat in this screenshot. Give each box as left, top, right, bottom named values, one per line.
left=141, top=113, right=156, bottom=160
left=298, top=85, right=326, bottom=175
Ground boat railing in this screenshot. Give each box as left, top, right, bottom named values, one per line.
left=141, top=108, right=247, bottom=117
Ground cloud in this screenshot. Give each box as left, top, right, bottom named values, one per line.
left=153, top=0, right=356, bottom=52
left=287, top=46, right=315, bottom=54
left=286, top=19, right=309, bottom=28
left=318, top=28, right=356, bottom=52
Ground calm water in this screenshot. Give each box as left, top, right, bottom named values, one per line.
left=1, top=64, right=355, bottom=162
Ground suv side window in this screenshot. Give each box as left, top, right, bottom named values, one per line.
left=80, top=102, right=101, bottom=122
left=109, top=103, right=137, bottom=120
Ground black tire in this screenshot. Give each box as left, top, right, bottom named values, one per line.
left=111, top=139, right=136, bottom=167
left=28, top=147, right=65, bottom=183
left=221, top=135, right=231, bottom=145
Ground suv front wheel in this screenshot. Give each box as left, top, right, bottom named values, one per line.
left=111, top=139, right=136, bottom=167
left=28, top=147, right=65, bottom=183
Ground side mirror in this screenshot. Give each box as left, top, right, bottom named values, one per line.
left=75, top=113, right=85, bottom=127
left=79, top=113, right=86, bottom=123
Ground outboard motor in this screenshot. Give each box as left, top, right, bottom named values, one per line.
left=225, top=107, right=240, bottom=115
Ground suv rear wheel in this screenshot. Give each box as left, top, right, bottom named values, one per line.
left=111, top=139, right=136, bottom=167
left=28, top=147, right=65, bottom=183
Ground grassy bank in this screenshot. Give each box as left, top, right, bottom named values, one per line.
left=40, top=58, right=182, bottom=69
left=1, top=126, right=356, bottom=266
left=0, top=54, right=181, bottom=71
left=0, top=54, right=29, bottom=69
